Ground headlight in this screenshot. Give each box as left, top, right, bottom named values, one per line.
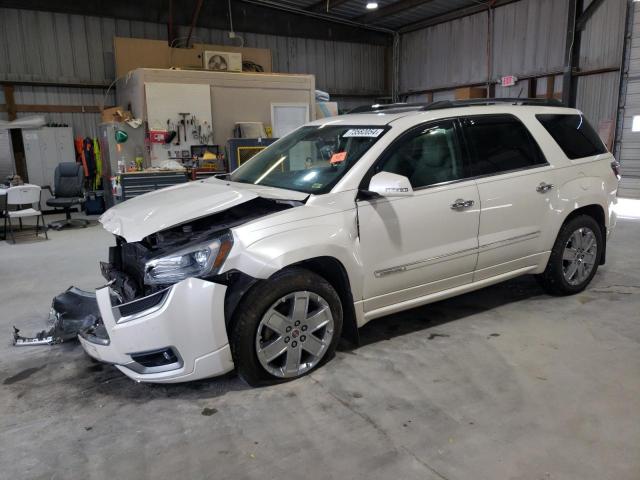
left=144, top=233, right=233, bottom=285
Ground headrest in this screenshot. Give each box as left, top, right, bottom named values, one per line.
left=58, top=162, right=81, bottom=177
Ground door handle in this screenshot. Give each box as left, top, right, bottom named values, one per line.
left=536, top=182, right=554, bottom=193
left=451, top=199, right=475, bottom=210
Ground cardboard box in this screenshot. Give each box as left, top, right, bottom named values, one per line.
left=454, top=87, right=487, bottom=100
left=101, top=106, right=125, bottom=123
left=114, top=37, right=272, bottom=78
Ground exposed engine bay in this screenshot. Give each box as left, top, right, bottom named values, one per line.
left=102, top=197, right=296, bottom=302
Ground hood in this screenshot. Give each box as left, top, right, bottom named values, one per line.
left=100, top=178, right=307, bottom=242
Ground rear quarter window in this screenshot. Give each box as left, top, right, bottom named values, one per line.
left=536, top=114, right=607, bottom=159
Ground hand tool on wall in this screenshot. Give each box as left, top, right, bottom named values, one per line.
left=179, top=113, right=190, bottom=144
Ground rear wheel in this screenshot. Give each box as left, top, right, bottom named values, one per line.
left=537, top=214, right=603, bottom=295
left=230, top=267, right=343, bottom=386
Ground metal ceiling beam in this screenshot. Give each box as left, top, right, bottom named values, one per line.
left=398, top=0, right=520, bottom=33
left=575, top=0, right=606, bottom=30
left=307, top=0, right=352, bottom=14
left=356, top=0, right=438, bottom=23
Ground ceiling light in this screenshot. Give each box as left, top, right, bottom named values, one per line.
left=366, top=2, right=378, bottom=10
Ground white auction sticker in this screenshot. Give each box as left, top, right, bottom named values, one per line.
left=343, top=128, right=384, bottom=138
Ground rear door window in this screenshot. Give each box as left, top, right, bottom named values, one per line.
left=536, top=114, right=607, bottom=159
left=462, top=114, right=547, bottom=177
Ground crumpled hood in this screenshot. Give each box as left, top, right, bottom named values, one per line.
left=100, top=178, right=307, bottom=242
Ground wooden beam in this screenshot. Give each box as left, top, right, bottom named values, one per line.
left=307, top=0, right=352, bottom=13
left=356, top=0, right=437, bottom=23
left=2, top=85, right=17, bottom=120
left=546, top=75, right=555, bottom=99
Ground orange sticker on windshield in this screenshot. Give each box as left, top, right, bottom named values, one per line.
left=330, top=152, right=347, bottom=164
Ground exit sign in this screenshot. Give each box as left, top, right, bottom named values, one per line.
left=501, top=75, right=517, bottom=87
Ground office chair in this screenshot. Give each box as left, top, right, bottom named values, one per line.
left=45, top=162, right=89, bottom=230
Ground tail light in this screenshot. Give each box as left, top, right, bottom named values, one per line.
left=611, top=161, right=621, bottom=180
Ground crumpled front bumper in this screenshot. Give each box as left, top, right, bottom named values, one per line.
left=78, top=278, right=234, bottom=383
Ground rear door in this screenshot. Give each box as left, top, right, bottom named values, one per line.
left=461, top=114, right=556, bottom=281
left=357, top=119, right=480, bottom=314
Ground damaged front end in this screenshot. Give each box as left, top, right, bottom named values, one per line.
left=13, top=196, right=297, bottom=357
left=101, top=197, right=294, bottom=302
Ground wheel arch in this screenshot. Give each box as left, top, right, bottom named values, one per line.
left=222, top=257, right=360, bottom=347
left=560, top=203, right=607, bottom=265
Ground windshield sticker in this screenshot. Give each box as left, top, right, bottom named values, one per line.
left=330, top=152, right=347, bottom=164
left=343, top=128, right=384, bottom=138
left=311, top=183, right=323, bottom=189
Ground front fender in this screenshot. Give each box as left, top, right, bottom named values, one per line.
left=227, top=216, right=364, bottom=301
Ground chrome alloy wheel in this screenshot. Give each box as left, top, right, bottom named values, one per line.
left=255, top=291, right=334, bottom=379
left=562, top=227, right=598, bottom=286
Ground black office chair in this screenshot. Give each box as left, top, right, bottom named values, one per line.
left=45, top=163, right=89, bottom=230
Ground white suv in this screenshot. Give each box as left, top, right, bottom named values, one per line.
left=80, top=99, right=619, bottom=385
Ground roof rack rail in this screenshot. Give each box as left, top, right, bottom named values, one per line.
left=422, top=98, right=564, bottom=110
left=348, top=102, right=428, bottom=114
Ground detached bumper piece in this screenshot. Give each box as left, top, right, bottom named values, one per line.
left=12, top=287, right=108, bottom=346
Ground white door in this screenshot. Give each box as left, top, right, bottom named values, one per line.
left=357, top=119, right=480, bottom=313
left=461, top=114, right=556, bottom=281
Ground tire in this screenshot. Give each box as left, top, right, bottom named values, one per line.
left=537, top=214, right=603, bottom=296
left=230, top=267, right=343, bottom=387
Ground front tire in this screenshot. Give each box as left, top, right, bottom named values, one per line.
left=537, top=214, right=603, bottom=296
left=230, top=267, right=343, bottom=387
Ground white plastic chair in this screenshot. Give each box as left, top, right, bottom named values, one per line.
left=5, top=185, right=48, bottom=243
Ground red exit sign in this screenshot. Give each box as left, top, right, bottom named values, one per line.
left=501, top=75, right=517, bottom=87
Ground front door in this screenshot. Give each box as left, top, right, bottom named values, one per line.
left=357, top=119, right=480, bottom=315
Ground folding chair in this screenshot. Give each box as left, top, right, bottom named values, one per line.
left=5, top=185, right=48, bottom=244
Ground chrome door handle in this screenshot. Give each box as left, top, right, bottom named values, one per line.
left=451, top=199, right=475, bottom=210
left=536, top=182, right=554, bottom=193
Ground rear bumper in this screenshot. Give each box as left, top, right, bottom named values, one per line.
left=78, top=278, right=234, bottom=383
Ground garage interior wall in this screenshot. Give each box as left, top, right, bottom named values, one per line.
left=0, top=7, right=387, bottom=137
left=399, top=0, right=627, bottom=131
left=617, top=1, right=640, bottom=198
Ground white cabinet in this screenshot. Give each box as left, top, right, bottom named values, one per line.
left=22, top=127, right=75, bottom=203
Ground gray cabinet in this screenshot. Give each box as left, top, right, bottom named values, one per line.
left=22, top=127, right=75, bottom=203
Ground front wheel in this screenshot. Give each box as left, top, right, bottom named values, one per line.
left=537, top=214, right=603, bottom=296
left=230, top=267, right=343, bottom=386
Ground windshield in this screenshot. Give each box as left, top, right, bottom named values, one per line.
left=229, top=125, right=388, bottom=194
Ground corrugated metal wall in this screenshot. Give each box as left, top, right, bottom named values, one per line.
left=399, top=0, right=627, bottom=130
left=617, top=2, right=640, bottom=198
left=0, top=7, right=386, bottom=137
left=399, top=12, right=488, bottom=93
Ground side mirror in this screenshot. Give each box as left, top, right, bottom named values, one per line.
left=367, top=171, right=414, bottom=197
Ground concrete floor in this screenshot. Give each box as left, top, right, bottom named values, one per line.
left=1, top=207, right=639, bottom=480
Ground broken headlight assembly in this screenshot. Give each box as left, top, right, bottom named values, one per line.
left=144, top=232, right=233, bottom=285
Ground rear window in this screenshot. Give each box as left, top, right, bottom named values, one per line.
left=463, top=114, right=547, bottom=177
left=536, top=114, right=607, bottom=159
